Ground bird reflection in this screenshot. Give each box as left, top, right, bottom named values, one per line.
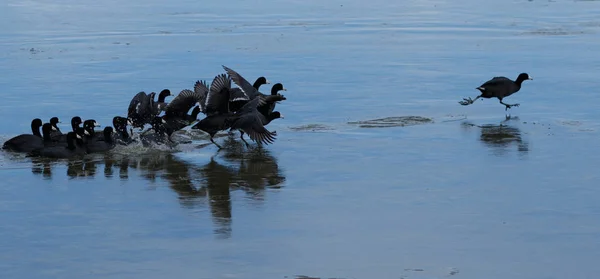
left=31, top=157, right=53, bottom=180
left=198, top=157, right=234, bottom=237
left=26, top=136, right=285, bottom=238
left=66, top=158, right=98, bottom=179
left=462, top=116, right=529, bottom=156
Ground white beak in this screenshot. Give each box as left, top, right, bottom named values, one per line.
left=76, top=134, right=82, bottom=139
left=94, top=122, right=101, bottom=127
left=280, top=113, right=285, bottom=119
left=51, top=126, right=57, bottom=131
left=84, top=130, right=90, bottom=136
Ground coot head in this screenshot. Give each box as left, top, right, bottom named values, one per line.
left=112, top=116, right=130, bottom=129
left=70, top=116, right=82, bottom=131
left=103, top=127, right=114, bottom=141
left=158, top=89, right=171, bottom=102
left=270, top=83, right=287, bottom=95
left=83, top=119, right=100, bottom=135
left=31, top=118, right=43, bottom=136
left=49, top=117, right=60, bottom=130
left=41, top=123, right=54, bottom=141
left=191, top=106, right=201, bottom=120
left=270, top=111, right=284, bottom=120
left=254, top=76, right=270, bottom=88
left=516, top=73, right=533, bottom=83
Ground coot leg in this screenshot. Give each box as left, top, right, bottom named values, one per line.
left=459, top=95, right=481, bottom=106
left=210, top=136, right=222, bottom=149
left=499, top=99, right=520, bottom=110
left=239, top=131, right=250, bottom=148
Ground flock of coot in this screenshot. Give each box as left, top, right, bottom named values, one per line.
left=2, top=69, right=532, bottom=159
left=2, top=65, right=288, bottom=158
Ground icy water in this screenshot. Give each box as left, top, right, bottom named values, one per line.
left=2, top=0, right=600, bottom=278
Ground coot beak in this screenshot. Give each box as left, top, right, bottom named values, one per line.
left=282, top=88, right=287, bottom=91
left=528, top=77, right=533, bottom=80
left=76, top=134, right=82, bottom=139
left=94, top=122, right=101, bottom=127
left=84, top=130, right=90, bottom=136
left=266, top=79, right=271, bottom=84
left=280, top=113, right=285, bottom=119
left=51, top=126, right=57, bottom=131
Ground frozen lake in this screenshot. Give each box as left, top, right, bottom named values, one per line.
left=1, top=0, right=600, bottom=278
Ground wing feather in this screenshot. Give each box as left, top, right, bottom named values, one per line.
left=194, top=80, right=209, bottom=112
left=222, top=65, right=260, bottom=99
left=205, top=74, right=231, bottom=116
left=165, top=89, right=203, bottom=116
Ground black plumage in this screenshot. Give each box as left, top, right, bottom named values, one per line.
left=460, top=73, right=533, bottom=110
left=127, top=89, right=171, bottom=128
left=258, top=83, right=287, bottom=123
left=49, top=117, right=62, bottom=139
left=112, top=116, right=133, bottom=145
left=149, top=88, right=205, bottom=142
left=86, top=127, right=116, bottom=153
left=2, top=118, right=44, bottom=152
left=228, top=96, right=278, bottom=147
left=192, top=73, right=235, bottom=149
left=30, top=132, right=86, bottom=159
left=152, top=89, right=172, bottom=114
left=128, top=91, right=153, bottom=128
left=52, top=116, right=83, bottom=142
left=229, top=75, right=270, bottom=112
left=222, top=65, right=271, bottom=109
left=83, top=119, right=101, bottom=139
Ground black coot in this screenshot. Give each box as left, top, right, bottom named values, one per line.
left=30, top=132, right=86, bottom=159
left=228, top=74, right=270, bottom=112
left=127, top=89, right=171, bottom=128
left=112, top=116, right=133, bottom=145
left=52, top=116, right=83, bottom=142
left=191, top=73, right=235, bottom=148
left=151, top=88, right=205, bottom=142
left=228, top=96, right=278, bottom=147
left=257, top=83, right=287, bottom=125
left=460, top=73, right=533, bottom=110
left=2, top=118, right=44, bottom=152
left=83, top=119, right=101, bottom=139
left=49, top=117, right=62, bottom=139
left=86, top=127, right=116, bottom=153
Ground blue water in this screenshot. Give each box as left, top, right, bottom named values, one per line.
left=2, top=0, right=600, bottom=278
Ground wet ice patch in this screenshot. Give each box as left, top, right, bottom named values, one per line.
left=348, top=116, right=433, bottom=128
left=521, top=28, right=587, bottom=36
left=289, top=124, right=335, bottom=132
left=556, top=120, right=596, bottom=132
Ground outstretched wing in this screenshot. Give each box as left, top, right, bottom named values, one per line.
left=205, top=74, right=231, bottom=116
left=194, top=80, right=209, bottom=112
left=229, top=88, right=250, bottom=102
left=128, top=92, right=148, bottom=117
left=236, top=95, right=261, bottom=115
left=222, top=65, right=261, bottom=98
left=231, top=112, right=277, bottom=145
left=164, top=89, right=203, bottom=117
